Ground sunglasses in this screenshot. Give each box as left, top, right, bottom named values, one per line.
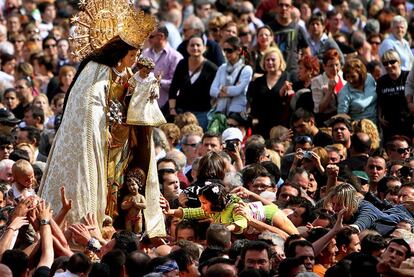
left=223, top=48, right=235, bottom=54
left=44, top=44, right=57, bottom=49
left=183, top=143, right=198, bottom=148
left=395, top=147, right=410, bottom=154
left=383, top=60, right=398, bottom=66
left=239, top=31, right=250, bottom=37
left=294, top=135, right=312, bottom=144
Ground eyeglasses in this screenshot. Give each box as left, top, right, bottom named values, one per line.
left=227, top=123, right=239, bottom=128
left=383, top=60, right=398, bottom=66
left=223, top=48, right=235, bottom=54
left=209, top=27, right=219, bottom=32
left=294, top=136, right=312, bottom=144
left=15, top=86, right=26, bottom=90
left=44, top=44, right=57, bottom=49
left=149, top=34, right=160, bottom=39
left=395, top=147, right=410, bottom=154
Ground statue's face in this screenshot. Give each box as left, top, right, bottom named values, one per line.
left=126, top=177, right=141, bottom=194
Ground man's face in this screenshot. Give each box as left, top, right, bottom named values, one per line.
left=328, top=151, right=341, bottom=164
left=381, top=242, right=408, bottom=268
left=163, top=172, right=179, bottom=201
left=398, top=186, right=414, bottom=203
left=182, top=135, right=201, bottom=161
left=24, top=111, right=37, bottom=128
left=278, top=185, right=299, bottom=205
left=322, top=239, right=338, bottom=265
left=388, top=140, right=410, bottom=161
left=293, top=119, right=312, bottom=136
left=57, top=40, right=69, bottom=58
left=295, top=246, right=315, bottom=271
left=365, top=157, right=387, bottom=184
left=347, top=234, right=361, bottom=254
left=249, top=176, right=274, bottom=195
left=292, top=173, right=309, bottom=190
left=148, top=31, right=164, bottom=49
left=176, top=227, right=196, bottom=242
left=196, top=4, right=211, bottom=18
left=276, top=0, right=292, bottom=21
left=16, top=130, right=30, bottom=145
left=287, top=206, right=305, bottom=227
left=332, top=123, right=351, bottom=145
left=199, top=137, right=222, bottom=156
left=244, top=249, right=271, bottom=272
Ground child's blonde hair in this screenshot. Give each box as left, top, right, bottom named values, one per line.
left=12, top=159, right=33, bottom=177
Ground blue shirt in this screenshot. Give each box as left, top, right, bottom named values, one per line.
left=337, top=73, right=377, bottom=123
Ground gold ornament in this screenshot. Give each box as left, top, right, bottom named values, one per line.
left=118, top=5, right=157, bottom=49
left=69, top=0, right=157, bottom=61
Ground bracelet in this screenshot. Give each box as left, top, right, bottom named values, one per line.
left=6, top=227, right=16, bottom=232
left=169, top=107, right=176, bottom=110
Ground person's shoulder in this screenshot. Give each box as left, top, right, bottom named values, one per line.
left=204, top=59, right=218, bottom=70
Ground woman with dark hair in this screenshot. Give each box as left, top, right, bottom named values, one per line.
left=210, top=36, right=253, bottom=115
left=162, top=181, right=248, bottom=234
left=38, top=4, right=163, bottom=236
left=250, top=25, right=276, bottom=79
left=338, top=59, right=377, bottom=123
left=169, top=34, right=218, bottom=130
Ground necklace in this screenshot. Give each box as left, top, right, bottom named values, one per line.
left=112, top=67, right=127, bottom=78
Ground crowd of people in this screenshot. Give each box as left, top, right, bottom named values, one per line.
left=1, top=0, right=414, bottom=276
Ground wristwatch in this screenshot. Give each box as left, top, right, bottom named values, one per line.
left=39, top=219, right=50, bottom=226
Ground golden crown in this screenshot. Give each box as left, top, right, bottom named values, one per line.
left=118, top=6, right=157, bottom=49
left=69, top=0, right=157, bottom=61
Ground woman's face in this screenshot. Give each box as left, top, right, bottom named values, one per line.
left=383, top=58, right=401, bottom=79
left=13, top=37, right=25, bottom=52
left=346, top=71, right=363, bottom=89
left=33, top=96, right=48, bottom=111
left=3, top=91, right=19, bottom=110
left=120, top=49, right=139, bottom=69
left=298, top=62, right=310, bottom=82
left=199, top=195, right=213, bottom=214
left=2, top=59, right=16, bottom=75
left=55, top=98, right=64, bottom=114
left=264, top=52, right=280, bottom=73
left=223, top=42, right=240, bottom=65
left=393, top=22, right=407, bottom=40
left=324, top=58, right=341, bottom=79
left=60, top=70, right=75, bottom=87
left=257, top=28, right=273, bottom=48
left=187, top=37, right=205, bottom=57
left=222, top=26, right=237, bottom=41
left=300, top=3, right=312, bottom=21
left=330, top=196, right=346, bottom=214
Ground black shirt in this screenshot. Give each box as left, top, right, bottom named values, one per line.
left=267, top=20, right=309, bottom=72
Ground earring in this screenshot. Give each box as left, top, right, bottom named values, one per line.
left=117, top=61, right=121, bottom=67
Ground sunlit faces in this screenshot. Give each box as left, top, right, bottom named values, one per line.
left=3, top=90, right=19, bottom=110
left=332, top=123, right=351, bottom=144
left=323, top=58, right=341, bottom=79
left=264, top=52, right=280, bottom=73
left=223, top=42, right=240, bottom=65
left=365, top=156, right=387, bottom=183
left=308, top=20, right=324, bottom=38
left=187, top=36, right=205, bottom=57
left=244, top=249, right=271, bottom=272
left=257, top=28, right=273, bottom=48
left=2, top=59, right=16, bottom=75
left=277, top=0, right=292, bottom=20
left=198, top=194, right=213, bottom=214
left=393, top=21, right=407, bottom=40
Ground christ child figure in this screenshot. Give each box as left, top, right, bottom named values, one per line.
left=121, top=167, right=147, bottom=234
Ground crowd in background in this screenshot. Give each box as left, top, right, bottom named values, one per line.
left=2, top=0, right=414, bottom=276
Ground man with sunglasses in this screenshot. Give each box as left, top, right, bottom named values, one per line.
left=181, top=133, right=202, bottom=180
left=386, top=135, right=411, bottom=162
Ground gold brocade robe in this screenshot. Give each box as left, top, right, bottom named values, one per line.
left=38, top=61, right=166, bottom=237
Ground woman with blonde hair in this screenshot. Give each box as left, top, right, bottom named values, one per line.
left=33, top=93, right=54, bottom=129
left=248, top=47, right=292, bottom=138
left=324, top=183, right=400, bottom=234
left=352, top=118, right=380, bottom=151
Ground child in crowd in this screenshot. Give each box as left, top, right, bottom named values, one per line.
left=7, top=159, right=35, bottom=203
